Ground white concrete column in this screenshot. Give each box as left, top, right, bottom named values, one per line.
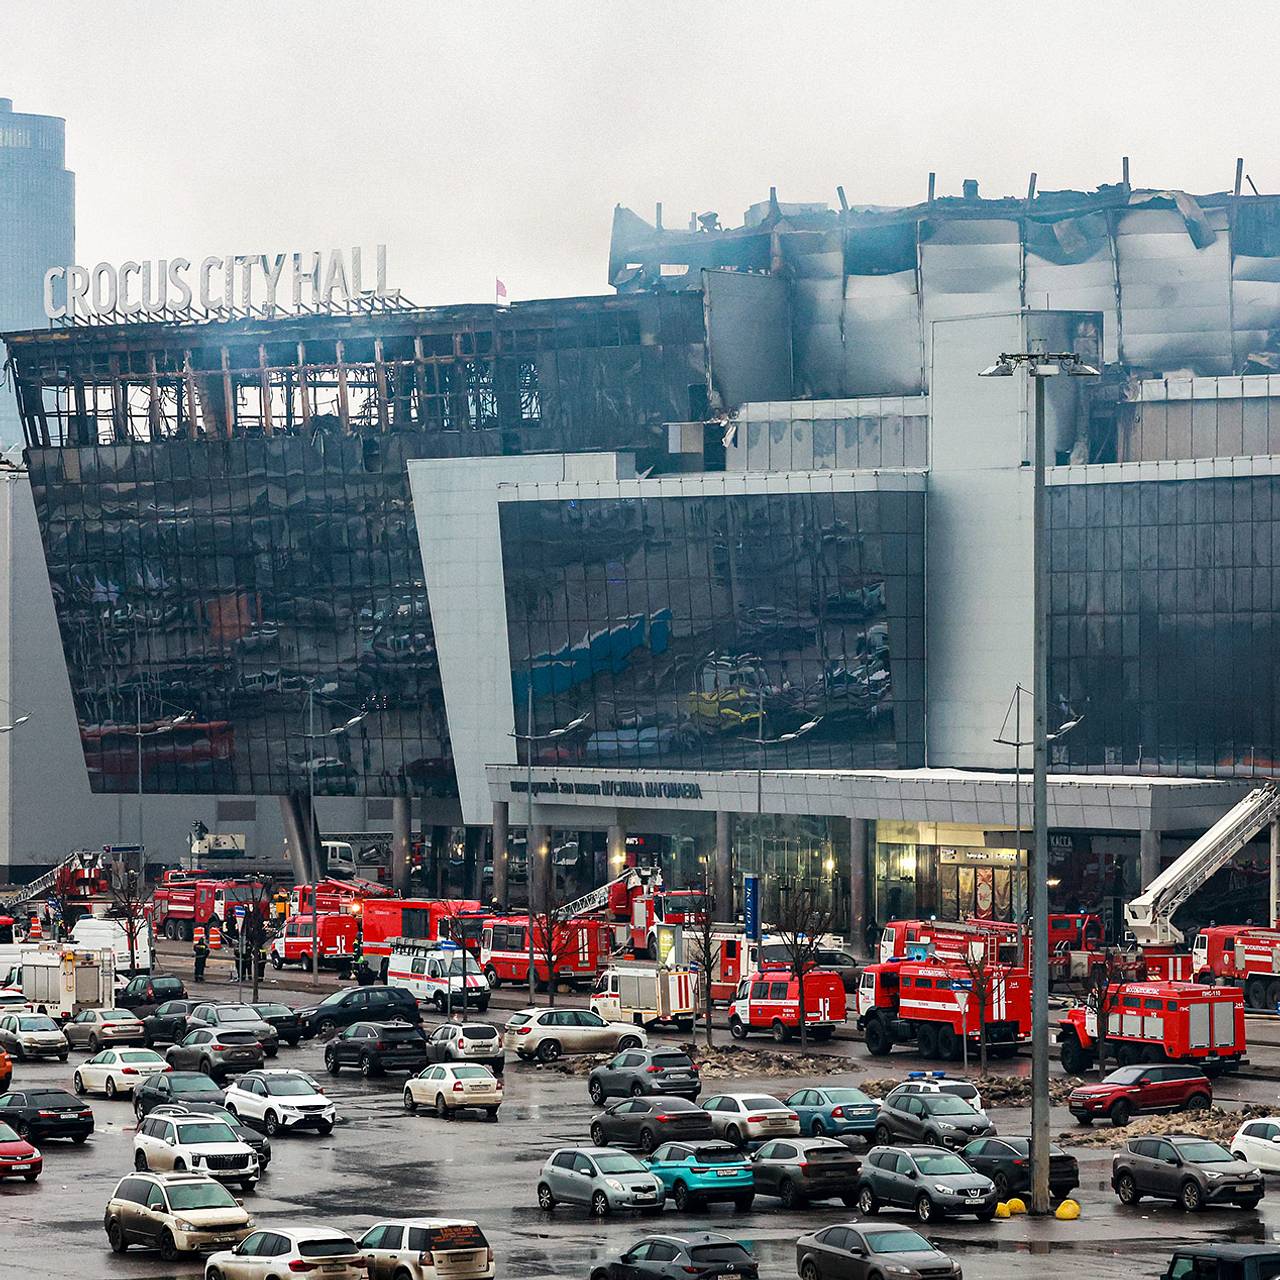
left=1140, top=828, right=1161, bottom=889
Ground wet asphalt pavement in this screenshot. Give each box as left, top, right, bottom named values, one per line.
left=9, top=956, right=1280, bottom=1279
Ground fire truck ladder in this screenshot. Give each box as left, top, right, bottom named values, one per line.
left=1125, top=781, right=1280, bottom=946
left=559, top=868, right=656, bottom=919
left=8, top=848, right=99, bottom=911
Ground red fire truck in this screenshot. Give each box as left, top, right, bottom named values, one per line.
left=478, top=914, right=616, bottom=990
left=151, top=872, right=270, bottom=941
left=290, top=877, right=392, bottom=917
left=1057, top=980, right=1246, bottom=1075
left=361, top=898, right=482, bottom=976
left=856, top=958, right=1031, bottom=1059
left=728, top=962, right=847, bottom=1042
left=268, top=913, right=358, bottom=974
left=1191, top=925, right=1280, bottom=1009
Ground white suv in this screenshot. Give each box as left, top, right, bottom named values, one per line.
left=134, top=1114, right=259, bottom=1190
left=223, top=1070, right=336, bottom=1136
left=503, top=1008, right=645, bottom=1063
left=357, top=1218, right=494, bottom=1280
left=893, top=1073, right=986, bottom=1117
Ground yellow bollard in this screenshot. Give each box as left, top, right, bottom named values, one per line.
left=1005, top=1197, right=1027, bottom=1215
left=1055, top=1198, right=1081, bottom=1220
left=994, top=1202, right=1011, bottom=1218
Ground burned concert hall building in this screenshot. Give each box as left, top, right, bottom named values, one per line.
left=7, top=179, right=1280, bottom=942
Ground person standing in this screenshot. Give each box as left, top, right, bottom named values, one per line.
left=192, top=934, right=210, bottom=982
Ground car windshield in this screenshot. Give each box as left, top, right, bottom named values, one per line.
left=914, top=1153, right=971, bottom=1175
left=453, top=1066, right=492, bottom=1079
left=300, top=1238, right=358, bottom=1258
left=446, top=955, right=482, bottom=976
left=863, top=1228, right=932, bottom=1254
left=1176, top=1140, right=1234, bottom=1162
left=594, top=1152, right=646, bottom=1174
left=925, top=1096, right=979, bottom=1115
left=263, top=1077, right=315, bottom=1096
left=16, top=1017, right=57, bottom=1031
left=1102, top=1067, right=1146, bottom=1085
left=317, top=991, right=348, bottom=1009
left=215, top=1007, right=258, bottom=1022
left=652, top=1054, right=694, bottom=1069
left=165, top=1182, right=238, bottom=1211
left=690, top=1244, right=752, bottom=1262
left=822, top=1088, right=873, bottom=1104
left=253, top=1005, right=290, bottom=1017
left=0, top=1122, right=19, bottom=1141
left=742, top=1096, right=783, bottom=1110
left=170, top=1074, right=217, bottom=1090
left=120, top=1051, right=163, bottom=1063
left=176, top=1122, right=237, bottom=1144
left=462, top=1026, right=497, bottom=1040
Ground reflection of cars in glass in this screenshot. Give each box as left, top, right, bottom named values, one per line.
left=683, top=656, right=768, bottom=734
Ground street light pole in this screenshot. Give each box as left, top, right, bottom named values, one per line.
left=309, top=686, right=318, bottom=985
left=981, top=348, right=1098, bottom=1215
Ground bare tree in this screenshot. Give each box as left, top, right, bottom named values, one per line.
left=237, top=882, right=273, bottom=1002
left=961, top=943, right=992, bottom=1074
left=529, top=894, right=581, bottom=1007
left=1085, top=949, right=1126, bottom=1081
left=107, top=861, right=148, bottom=974
left=681, top=868, right=718, bottom=1048
left=774, top=880, right=839, bottom=1051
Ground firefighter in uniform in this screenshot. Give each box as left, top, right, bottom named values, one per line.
left=192, top=935, right=210, bottom=982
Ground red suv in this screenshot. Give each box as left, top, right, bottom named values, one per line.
left=1068, top=1064, right=1211, bottom=1127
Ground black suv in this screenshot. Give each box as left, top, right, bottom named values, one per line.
left=1112, top=1135, right=1264, bottom=1212
left=142, top=999, right=200, bottom=1047
left=250, top=1003, right=302, bottom=1047
left=118, top=974, right=187, bottom=1018
left=1163, top=1246, right=1280, bottom=1280
left=962, top=1135, right=1079, bottom=1200
left=298, top=986, right=421, bottom=1038
left=324, top=1021, right=427, bottom=1076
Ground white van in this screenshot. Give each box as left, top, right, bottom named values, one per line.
left=590, top=963, right=697, bottom=1030
left=387, top=940, right=491, bottom=1013
left=70, top=916, right=152, bottom=975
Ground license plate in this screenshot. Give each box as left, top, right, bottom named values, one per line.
left=717, top=1168, right=738, bottom=1177
left=1237, top=1183, right=1254, bottom=1192
left=9, top=1164, right=29, bottom=1171
left=634, top=1191, right=655, bottom=1200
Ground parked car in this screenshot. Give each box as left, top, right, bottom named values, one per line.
left=874, top=1086, right=995, bottom=1149
left=166, top=1027, right=265, bottom=1080
left=0, top=1046, right=11, bottom=1091
left=204, top=1226, right=366, bottom=1280
left=0, top=1011, right=68, bottom=1060
left=591, top=1096, right=713, bottom=1152
left=1160, top=1245, right=1280, bottom=1280
left=786, top=1086, right=881, bottom=1140
left=701, top=1093, right=800, bottom=1146
left=297, top=986, right=421, bottom=1039
left=1231, top=1117, right=1280, bottom=1172
left=795, top=1223, right=961, bottom=1280
left=1069, top=1065, right=1212, bottom=1128
left=0, top=1086, right=93, bottom=1142
left=961, top=1135, right=1079, bottom=1200
left=134, top=1071, right=225, bottom=1120
left=589, top=1232, right=760, bottom=1280
left=249, top=1002, right=302, bottom=1047
left=324, top=1020, right=427, bottom=1076
left=589, top=1049, right=701, bottom=1104
left=0, top=1119, right=41, bottom=1181
left=143, top=999, right=201, bottom=1047
left=1112, top=1135, right=1264, bottom=1211
left=891, top=1073, right=986, bottom=1117
left=64, top=1007, right=146, bottom=1050
left=423, top=1021, right=504, bottom=1074
left=537, top=1145, right=665, bottom=1217
left=134, top=1113, right=259, bottom=1189
left=504, top=1008, right=645, bottom=1062
left=644, top=1140, right=755, bottom=1211
left=104, top=1171, right=253, bottom=1261
left=854, top=1145, right=998, bottom=1223
left=403, top=1063, right=502, bottom=1118
left=150, top=1102, right=271, bottom=1170
left=118, top=973, right=187, bottom=1018
left=356, top=1218, right=494, bottom=1280
left=751, top=1136, right=862, bottom=1207
left=74, top=1047, right=169, bottom=1098
left=223, top=1069, right=336, bottom=1135
left=189, top=1004, right=279, bottom=1057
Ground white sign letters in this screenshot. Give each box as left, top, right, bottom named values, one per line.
left=43, top=245, right=400, bottom=321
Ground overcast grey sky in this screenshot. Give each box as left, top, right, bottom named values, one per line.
left=1, top=0, right=1268, bottom=306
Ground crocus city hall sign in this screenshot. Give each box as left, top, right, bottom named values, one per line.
left=43, top=245, right=400, bottom=321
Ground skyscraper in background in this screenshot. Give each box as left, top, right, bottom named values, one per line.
left=0, top=97, right=74, bottom=449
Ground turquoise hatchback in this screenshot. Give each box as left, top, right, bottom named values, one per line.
left=645, top=1139, right=755, bottom=1211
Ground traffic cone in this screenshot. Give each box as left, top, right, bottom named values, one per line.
left=208, top=925, right=222, bottom=950
left=192, top=926, right=206, bottom=945
left=27, top=916, right=42, bottom=940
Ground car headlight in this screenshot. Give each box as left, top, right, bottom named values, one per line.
left=1206, top=1171, right=1225, bottom=1180
left=605, top=1179, right=624, bottom=1192
left=935, top=1183, right=954, bottom=1193
left=884, top=1267, right=914, bottom=1276
left=174, top=1218, right=197, bottom=1231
